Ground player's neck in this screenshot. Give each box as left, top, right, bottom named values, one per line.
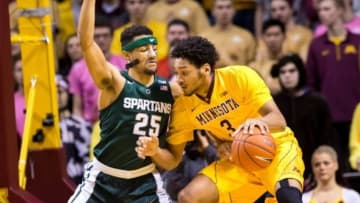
left=128, top=68, right=154, bottom=86
left=196, top=73, right=214, bottom=101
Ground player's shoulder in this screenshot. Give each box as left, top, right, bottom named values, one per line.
left=169, top=81, right=183, bottom=99
left=216, top=65, right=258, bottom=78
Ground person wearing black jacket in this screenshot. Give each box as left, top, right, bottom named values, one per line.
left=271, top=53, right=336, bottom=188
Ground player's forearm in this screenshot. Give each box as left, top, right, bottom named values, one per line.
left=260, top=111, right=286, bottom=132
left=77, top=0, right=113, bottom=89
left=150, top=148, right=183, bottom=170
left=78, top=0, right=95, bottom=50
left=258, top=100, right=286, bottom=132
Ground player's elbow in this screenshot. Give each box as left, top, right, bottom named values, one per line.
left=78, top=32, right=93, bottom=51
left=278, top=114, right=287, bottom=130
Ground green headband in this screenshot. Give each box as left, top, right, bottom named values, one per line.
left=122, top=36, right=158, bottom=51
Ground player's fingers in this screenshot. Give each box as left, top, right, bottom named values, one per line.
left=135, top=147, right=145, bottom=159
left=232, top=126, right=242, bottom=137
left=255, top=121, right=269, bottom=134
left=253, top=123, right=264, bottom=134
left=240, top=123, right=249, bottom=134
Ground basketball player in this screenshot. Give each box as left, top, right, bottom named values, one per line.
left=68, top=0, right=181, bottom=202
left=136, top=36, right=304, bottom=203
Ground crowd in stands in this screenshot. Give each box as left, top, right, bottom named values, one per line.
left=8, top=0, right=360, bottom=201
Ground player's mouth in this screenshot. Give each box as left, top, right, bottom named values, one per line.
left=147, top=60, right=157, bottom=65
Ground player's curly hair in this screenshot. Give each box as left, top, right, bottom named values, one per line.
left=171, top=36, right=219, bottom=72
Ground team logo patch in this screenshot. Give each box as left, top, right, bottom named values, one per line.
left=321, top=49, right=329, bottom=56
left=344, top=45, right=357, bottom=54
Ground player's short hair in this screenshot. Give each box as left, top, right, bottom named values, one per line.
left=171, top=36, right=219, bottom=72
left=271, top=53, right=306, bottom=90
left=167, top=19, right=190, bottom=32
left=262, top=19, right=286, bottom=34
left=120, top=25, right=154, bottom=48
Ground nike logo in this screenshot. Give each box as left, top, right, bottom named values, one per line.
left=220, top=91, right=228, bottom=97
left=254, top=156, right=272, bottom=163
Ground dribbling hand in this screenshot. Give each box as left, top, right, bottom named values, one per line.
left=233, top=118, right=269, bottom=136
left=135, top=134, right=159, bottom=159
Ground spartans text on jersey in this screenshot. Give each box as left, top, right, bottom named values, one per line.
left=123, top=97, right=172, bottom=114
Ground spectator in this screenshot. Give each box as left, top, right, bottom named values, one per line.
left=349, top=102, right=360, bottom=171
left=271, top=53, right=335, bottom=184
left=58, top=33, right=83, bottom=78
left=10, top=29, right=20, bottom=57
left=254, top=0, right=271, bottom=38
left=302, top=145, right=360, bottom=203
left=68, top=19, right=126, bottom=125
left=145, top=0, right=210, bottom=35
left=57, top=75, right=91, bottom=185
left=306, top=0, right=360, bottom=172
left=271, top=0, right=312, bottom=61
left=95, top=0, right=128, bottom=30
left=56, top=0, right=77, bottom=58
left=314, top=0, right=360, bottom=36
left=12, top=54, right=25, bottom=139
left=255, top=0, right=309, bottom=38
left=354, top=0, right=360, bottom=17
left=157, top=19, right=191, bottom=79
left=250, top=19, right=285, bottom=94
left=110, top=0, right=169, bottom=61
left=200, top=0, right=256, bottom=67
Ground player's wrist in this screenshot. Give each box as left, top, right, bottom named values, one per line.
left=149, top=146, right=161, bottom=157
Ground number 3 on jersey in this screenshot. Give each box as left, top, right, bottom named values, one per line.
left=133, top=113, right=161, bottom=136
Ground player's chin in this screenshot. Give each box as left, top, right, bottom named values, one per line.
left=144, top=66, right=157, bottom=75
left=183, top=90, right=192, bottom=96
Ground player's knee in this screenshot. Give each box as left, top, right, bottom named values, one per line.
left=178, top=187, right=193, bottom=203
left=275, top=186, right=302, bottom=203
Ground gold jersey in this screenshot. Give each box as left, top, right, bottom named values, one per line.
left=167, top=65, right=272, bottom=144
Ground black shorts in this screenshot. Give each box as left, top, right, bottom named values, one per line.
left=68, top=163, right=170, bottom=203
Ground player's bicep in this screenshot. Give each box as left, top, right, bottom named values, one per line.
left=83, top=42, right=114, bottom=89
left=258, top=99, right=281, bottom=116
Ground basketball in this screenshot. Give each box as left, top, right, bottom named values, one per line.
left=231, top=127, right=276, bottom=171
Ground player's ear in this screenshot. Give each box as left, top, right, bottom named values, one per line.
left=201, top=63, right=211, bottom=74
left=122, top=51, right=131, bottom=61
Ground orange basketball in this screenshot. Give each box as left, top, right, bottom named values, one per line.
left=231, top=127, right=276, bottom=171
